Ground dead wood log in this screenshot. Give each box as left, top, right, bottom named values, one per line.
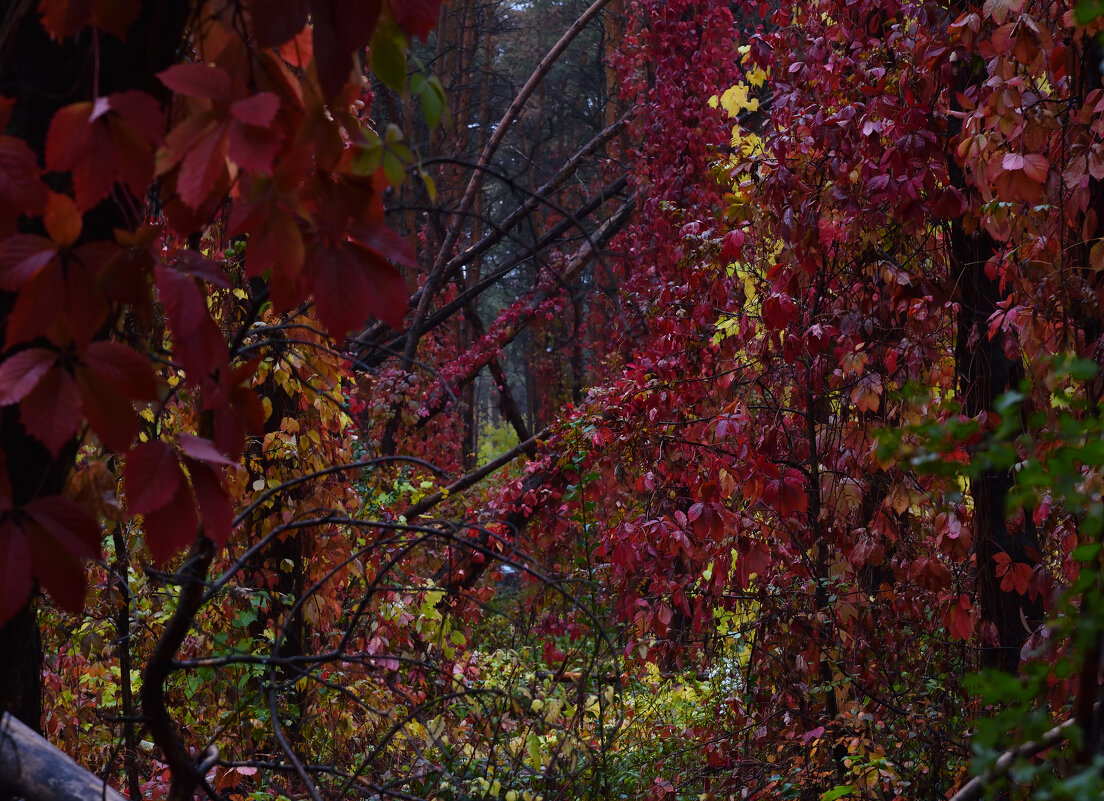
left=0, top=712, right=126, bottom=801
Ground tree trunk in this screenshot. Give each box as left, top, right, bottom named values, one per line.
left=952, top=228, right=1043, bottom=672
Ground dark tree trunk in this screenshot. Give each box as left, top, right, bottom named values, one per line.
left=952, top=228, right=1043, bottom=673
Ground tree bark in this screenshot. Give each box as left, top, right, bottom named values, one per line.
left=952, top=227, right=1043, bottom=672
left=0, top=712, right=128, bottom=801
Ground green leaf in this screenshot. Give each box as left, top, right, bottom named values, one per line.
left=352, top=145, right=382, bottom=176
left=385, top=123, right=404, bottom=144
left=420, top=83, right=443, bottom=130
left=382, top=150, right=405, bottom=187
left=820, top=786, right=856, bottom=801
left=360, top=127, right=382, bottom=148
left=371, top=27, right=407, bottom=92
left=1074, top=543, right=1102, bottom=562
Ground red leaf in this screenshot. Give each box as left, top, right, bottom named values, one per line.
left=23, top=495, right=101, bottom=614
left=106, top=115, right=156, bottom=200
left=801, top=726, right=826, bottom=744
left=352, top=241, right=410, bottom=329
left=0, top=520, right=33, bottom=623
left=38, top=0, right=94, bottom=39
left=944, top=594, right=974, bottom=641
left=312, top=243, right=372, bottom=336
left=124, top=440, right=182, bottom=515
left=186, top=458, right=233, bottom=547
left=174, top=250, right=230, bottom=287
left=227, top=122, right=282, bottom=173
left=45, top=102, right=120, bottom=209
left=81, top=341, right=160, bottom=401
left=388, top=0, right=442, bottom=40
left=20, top=367, right=80, bottom=455
left=48, top=97, right=152, bottom=209
left=764, top=468, right=808, bottom=516
left=106, top=91, right=165, bottom=145
left=720, top=229, right=745, bottom=261
left=0, top=138, right=48, bottom=219
left=1021, top=153, right=1049, bottom=182
left=1012, top=563, right=1033, bottom=594
left=26, top=523, right=88, bottom=613
left=143, top=480, right=198, bottom=563
left=175, top=125, right=229, bottom=210
left=0, top=234, right=57, bottom=290
left=246, top=208, right=305, bottom=307
left=91, top=0, right=140, bottom=39
left=277, top=27, right=314, bottom=67
left=6, top=259, right=64, bottom=346
left=155, top=264, right=207, bottom=340
left=23, top=496, right=100, bottom=560
left=351, top=220, right=418, bottom=271
left=311, top=0, right=382, bottom=102
left=178, top=434, right=234, bottom=466
left=76, top=368, right=137, bottom=452
left=215, top=380, right=266, bottom=461
left=761, top=293, right=797, bottom=331
left=230, top=93, right=280, bottom=126
left=157, top=63, right=233, bottom=102
left=245, top=0, right=310, bottom=47
left=0, top=348, right=56, bottom=405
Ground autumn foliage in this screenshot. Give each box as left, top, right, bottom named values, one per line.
left=8, top=0, right=1104, bottom=799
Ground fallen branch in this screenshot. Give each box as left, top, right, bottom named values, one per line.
left=0, top=712, right=127, bottom=801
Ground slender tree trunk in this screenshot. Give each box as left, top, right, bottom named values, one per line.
left=952, top=227, right=1043, bottom=672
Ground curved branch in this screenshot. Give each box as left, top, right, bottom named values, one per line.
left=947, top=710, right=1092, bottom=801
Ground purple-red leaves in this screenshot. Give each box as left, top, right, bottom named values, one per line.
left=46, top=92, right=164, bottom=210
left=0, top=235, right=57, bottom=291
left=244, top=0, right=310, bottom=48
left=0, top=348, right=56, bottom=405
left=0, top=520, right=32, bottom=621
left=0, top=494, right=100, bottom=619
left=944, top=594, right=974, bottom=641
left=154, top=264, right=229, bottom=386
left=37, top=0, right=140, bottom=39
left=125, top=441, right=182, bottom=515
left=994, top=152, right=1049, bottom=202
left=158, top=63, right=234, bottom=101
left=0, top=341, right=158, bottom=454
left=81, top=342, right=160, bottom=401
left=388, top=0, right=444, bottom=40
left=0, top=129, right=48, bottom=233
left=142, top=478, right=199, bottom=563
left=311, top=0, right=383, bottom=102
left=994, top=552, right=1034, bottom=594
left=124, top=436, right=235, bottom=561
left=311, top=238, right=408, bottom=335
left=156, top=66, right=284, bottom=211
left=19, top=366, right=80, bottom=456
left=763, top=468, right=808, bottom=517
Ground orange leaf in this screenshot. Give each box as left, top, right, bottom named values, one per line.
left=44, top=191, right=82, bottom=247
